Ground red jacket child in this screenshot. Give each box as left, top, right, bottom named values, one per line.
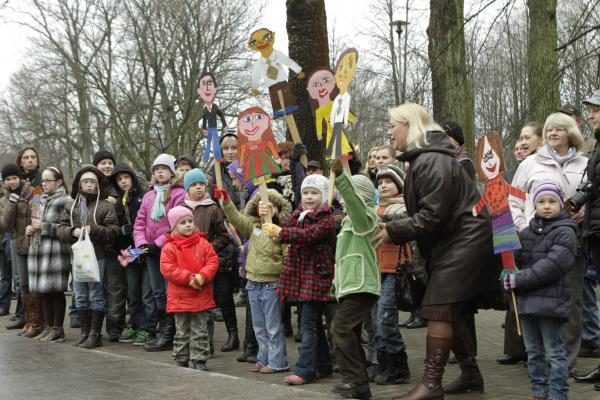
left=160, top=229, right=219, bottom=313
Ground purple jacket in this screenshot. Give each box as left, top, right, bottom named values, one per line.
left=133, top=186, right=185, bottom=248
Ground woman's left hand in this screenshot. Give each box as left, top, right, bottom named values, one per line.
left=373, top=222, right=391, bottom=245
left=571, top=209, right=584, bottom=224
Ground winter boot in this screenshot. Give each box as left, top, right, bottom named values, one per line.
left=144, top=313, right=175, bottom=352
left=142, top=309, right=166, bottom=348
left=15, top=293, right=31, bottom=335
left=392, top=335, right=450, bottom=400
left=220, top=308, right=240, bottom=352
left=369, top=352, right=388, bottom=382
left=73, top=310, right=91, bottom=346
left=443, top=318, right=484, bottom=394
left=237, top=305, right=258, bottom=362
left=22, top=294, right=43, bottom=338
left=375, top=351, right=411, bottom=385
left=80, top=310, right=104, bottom=349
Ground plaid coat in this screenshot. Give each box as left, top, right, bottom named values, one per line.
left=277, top=206, right=336, bottom=302
left=28, top=188, right=73, bottom=293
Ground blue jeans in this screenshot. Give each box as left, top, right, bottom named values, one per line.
left=582, top=257, right=600, bottom=347
left=521, top=316, right=569, bottom=400
left=294, top=301, right=332, bottom=380
left=126, top=260, right=154, bottom=332
left=202, top=127, right=222, bottom=161
left=246, top=280, right=288, bottom=370
left=372, top=273, right=405, bottom=353
left=0, top=250, right=11, bottom=311
left=73, top=259, right=107, bottom=311
left=145, top=254, right=166, bottom=325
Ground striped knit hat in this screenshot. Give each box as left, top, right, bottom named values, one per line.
left=351, top=174, right=376, bottom=205
left=376, top=165, right=405, bottom=193
left=532, top=180, right=565, bottom=208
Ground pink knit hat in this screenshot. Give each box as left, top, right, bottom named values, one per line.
left=168, top=206, right=193, bottom=229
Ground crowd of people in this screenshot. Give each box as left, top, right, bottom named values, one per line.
left=0, top=89, right=599, bottom=400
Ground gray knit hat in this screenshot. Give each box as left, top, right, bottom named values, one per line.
left=351, top=174, right=376, bottom=205
left=376, top=165, right=405, bottom=193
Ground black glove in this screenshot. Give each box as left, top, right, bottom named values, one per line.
left=121, top=224, right=132, bottom=236
left=330, top=159, right=344, bottom=176
left=8, top=193, right=19, bottom=204
left=290, top=143, right=308, bottom=161
left=143, top=243, right=160, bottom=255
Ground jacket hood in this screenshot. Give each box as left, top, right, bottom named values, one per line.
left=529, top=211, right=578, bottom=235
left=397, top=130, right=457, bottom=162
left=245, top=188, right=292, bottom=222
left=71, top=165, right=110, bottom=200
left=176, top=155, right=197, bottom=169
left=110, top=162, right=143, bottom=195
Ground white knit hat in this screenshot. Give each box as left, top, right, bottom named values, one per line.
left=151, top=153, right=176, bottom=176
left=301, top=174, right=329, bottom=205
left=351, top=174, right=376, bottom=205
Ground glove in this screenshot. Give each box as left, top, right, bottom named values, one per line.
left=121, top=224, right=132, bottom=236
left=290, top=144, right=308, bottom=161
left=262, top=223, right=281, bottom=238
left=8, top=193, right=19, bottom=204
left=188, top=273, right=205, bottom=290
left=213, top=185, right=230, bottom=201
left=503, top=274, right=517, bottom=291
left=330, top=159, right=343, bottom=176
left=143, top=243, right=160, bottom=255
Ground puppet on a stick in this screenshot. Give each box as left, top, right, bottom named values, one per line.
left=236, top=107, right=281, bottom=223
left=472, top=132, right=526, bottom=335
left=248, top=27, right=307, bottom=167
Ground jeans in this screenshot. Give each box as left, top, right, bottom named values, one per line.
left=145, top=254, right=166, bottom=326
left=203, top=127, right=222, bottom=161
left=563, top=253, right=584, bottom=369
left=126, top=260, right=154, bottom=332
left=73, top=259, right=107, bottom=311
left=294, top=301, right=332, bottom=380
left=521, top=316, right=569, bottom=400
left=246, top=280, right=288, bottom=370
left=582, top=267, right=600, bottom=348
left=0, top=251, right=11, bottom=311
left=372, top=273, right=406, bottom=353
left=105, top=254, right=127, bottom=335
left=173, top=311, right=211, bottom=363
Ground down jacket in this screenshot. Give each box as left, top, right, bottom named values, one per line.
left=0, top=182, right=33, bottom=255
left=584, top=131, right=600, bottom=238
left=513, top=212, right=578, bottom=320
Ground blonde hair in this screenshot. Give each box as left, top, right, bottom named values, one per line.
left=543, top=112, right=585, bottom=151
left=388, top=103, right=442, bottom=149
left=220, top=135, right=238, bottom=149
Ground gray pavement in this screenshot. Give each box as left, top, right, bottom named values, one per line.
left=1, top=302, right=600, bottom=399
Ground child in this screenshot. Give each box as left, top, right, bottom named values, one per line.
left=57, top=166, right=120, bottom=349
left=371, top=165, right=410, bottom=385
left=160, top=206, right=218, bottom=370
left=505, top=180, right=577, bottom=400
left=214, top=185, right=292, bottom=374
left=133, top=154, right=185, bottom=350
left=330, top=161, right=380, bottom=400
left=263, top=174, right=336, bottom=385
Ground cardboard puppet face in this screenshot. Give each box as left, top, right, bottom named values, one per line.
left=238, top=109, right=271, bottom=142
left=476, top=132, right=506, bottom=181
left=248, top=28, right=275, bottom=57
left=197, top=74, right=216, bottom=104
left=335, top=49, right=358, bottom=94
left=307, top=69, right=336, bottom=106
left=480, top=136, right=500, bottom=180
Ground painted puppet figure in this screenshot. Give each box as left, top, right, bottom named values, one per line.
left=328, top=48, right=359, bottom=160
left=472, top=132, right=526, bottom=275
left=237, top=107, right=282, bottom=182
left=198, top=72, right=228, bottom=161
left=248, top=28, right=304, bottom=118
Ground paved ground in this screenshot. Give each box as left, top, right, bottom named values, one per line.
left=1, top=299, right=599, bottom=400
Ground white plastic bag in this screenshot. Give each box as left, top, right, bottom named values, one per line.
left=71, top=228, right=100, bottom=283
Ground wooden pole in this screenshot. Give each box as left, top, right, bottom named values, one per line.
left=257, top=176, right=272, bottom=224
left=511, top=291, right=521, bottom=336
left=214, top=160, right=224, bottom=206
left=277, top=89, right=308, bottom=167
left=328, top=170, right=336, bottom=206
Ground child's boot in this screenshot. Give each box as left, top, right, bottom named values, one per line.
left=80, top=310, right=104, bottom=349
left=74, top=310, right=91, bottom=346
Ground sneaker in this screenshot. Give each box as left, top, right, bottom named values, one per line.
left=133, top=330, right=151, bottom=346
left=118, top=327, right=137, bottom=343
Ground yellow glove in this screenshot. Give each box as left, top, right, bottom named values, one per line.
left=262, top=223, right=281, bottom=238
left=188, top=273, right=205, bottom=290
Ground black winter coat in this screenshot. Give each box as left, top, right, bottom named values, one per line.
left=584, top=131, right=600, bottom=238
left=386, top=131, right=502, bottom=306
left=513, top=212, right=577, bottom=320
left=110, top=162, right=147, bottom=251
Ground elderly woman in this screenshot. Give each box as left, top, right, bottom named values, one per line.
left=509, top=112, right=587, bottom=375
left=375, top=103, right=500, bottom=400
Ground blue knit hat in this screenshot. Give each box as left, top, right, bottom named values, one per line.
left=183, top=168, right=207, bottom=192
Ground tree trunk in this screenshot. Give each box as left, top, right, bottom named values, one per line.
left=427, top=0, right=474, bottom=155
left=527, top=0, right=559, bottom=122
left=286, top=0, right=329, bottom=163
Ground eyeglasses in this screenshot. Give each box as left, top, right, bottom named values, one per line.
left=41, top=179, right=57, bottom=184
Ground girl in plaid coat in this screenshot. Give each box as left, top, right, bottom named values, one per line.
left=263, top=174, right=336, bottom=385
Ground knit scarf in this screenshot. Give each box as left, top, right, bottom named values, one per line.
left=377, top=194, right=406, bottom=217
left=543, top=144, right=578, bottom=166
left=184, top=192, right=214, bottom=209
left=151, top=184, right=170, bottom=222
left=168, top=232, right=203, bottom=274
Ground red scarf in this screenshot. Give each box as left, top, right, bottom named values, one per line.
left=167, top=231, right=206, bottom=272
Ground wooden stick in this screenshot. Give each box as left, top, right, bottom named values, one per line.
left=257, top=176, right=272, bottom=224
left=342, top=159, right=351, bottom=176
left=328, top=170, right=336, bottom=206
left=214, top=160, right=223, bottom=206
left=511, top=291, right=521, bottom=336
left=277, top=89, right=308, bottom=167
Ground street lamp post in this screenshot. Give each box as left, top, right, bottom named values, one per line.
left=391, top=20, right=409, bottom=103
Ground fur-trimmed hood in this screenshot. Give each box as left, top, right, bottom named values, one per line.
left=244, top=188, right=292, bottom=223
left=71, top=165, right=111, bottom=200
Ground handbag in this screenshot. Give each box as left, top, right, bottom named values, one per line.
left=395, top=243, right=428, bottom=312
left=71, top=228, right=100, bottom=283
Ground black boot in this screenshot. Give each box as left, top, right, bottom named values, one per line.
left=73, top=310, right=91, bottom=346
left=375, top=350, right=411, bottom=385
left=237, top=305, right=258, bottom=362
left=443, top=318, right=484, bottom=394
left=80, top=310, right=104, bottom=349
left=144, top=313, right=175, bottom=352
left=369, top=352, right=388, bottom=382
left=220, top=309, right=239, bottom=352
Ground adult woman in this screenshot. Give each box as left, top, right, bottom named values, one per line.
left=374, top=145, right=397, bottom=170
left=364, top=146, right=380, bottom=183
left=519, top=121, right=544, bottom=158
left=26, top=167, right=72, bottom=342
left=509, top=112, right=587, bottom=374
left=375, top=103, right=500, bottom=400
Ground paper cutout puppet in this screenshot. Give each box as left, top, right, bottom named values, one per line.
left=307, top=67, right=357, bottom=158
left=328, top=48, right=359, bottom=160
left=248, top=28, right=304, bottom=117
left=118, top=246, right=149, bottom=267
left=198, top=72, right=228, bottom=162
left=237, top=107, right=281, bottom=182
left=472, top=132, right=526, bottom=335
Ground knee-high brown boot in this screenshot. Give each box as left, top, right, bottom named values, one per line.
left=443, top=318, right=484, bottom=394
left=392, top=335, right=450, bottom=400
left=17, top=293, right=32, bottom=336
left=22, top=294, right=43, bottom=338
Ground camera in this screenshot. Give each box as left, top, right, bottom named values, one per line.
left=566, top=181, right=593, bottom=212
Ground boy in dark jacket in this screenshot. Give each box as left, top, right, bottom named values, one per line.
left=505, top=180, right=577, bottom=400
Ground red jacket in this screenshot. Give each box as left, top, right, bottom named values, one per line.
left=160, top=231, right=219, bottom=313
